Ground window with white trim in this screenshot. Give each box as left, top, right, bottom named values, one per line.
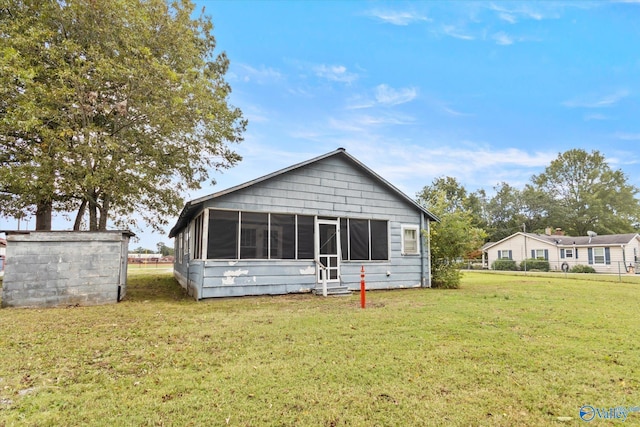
left=401, top=225, right=419, bottom=255
left=497, top=250, right=512, bottom=260
left=593, top=247, right=605, bottom=264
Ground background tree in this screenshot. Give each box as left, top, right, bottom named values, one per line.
left=530, top=149, right=640, bottom=236
left=418, top=177, right=486, bottom=288
left=0, top=0, right=246, bottom=231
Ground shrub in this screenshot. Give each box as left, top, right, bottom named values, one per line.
left=520, top=258, right=550, bottom=272
left=570, top=265, right=596, bottom=273
left=432, top=261, right=461, bottom=289
left=492, top=259, right=518, bottom=271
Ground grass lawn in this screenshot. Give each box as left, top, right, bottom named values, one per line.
left=1, top=271, right=639, bottom=426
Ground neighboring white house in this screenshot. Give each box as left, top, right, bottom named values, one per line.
left=483, top=229, right=640, bottom=273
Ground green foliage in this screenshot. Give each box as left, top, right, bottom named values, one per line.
left=521, top=258, right=550, bottom=272
left=569, top=264, right=596, bottom=273
left=492, top=259, right=519, bottom=271
left=0, top=0, right=246, bottom=230
left=530, top=149, right=640, bottom=236
left=431, top=261, right=461, bottom=289
left=418, top=177, right=487, bottom=288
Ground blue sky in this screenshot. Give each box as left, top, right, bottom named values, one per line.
left=2, top=0, right=639, bottom=250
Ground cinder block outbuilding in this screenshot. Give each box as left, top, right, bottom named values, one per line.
left=1, top=231, right=132, bottom=308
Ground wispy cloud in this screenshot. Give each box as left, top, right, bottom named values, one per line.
left=366, top=9, right=430, bottom=25
left=233, top=64, right=282, bottom=84
left=493, top=31, right=514, bottom=45
left=584, top=113, right=609, bottom=121
left=563, top=90, right=630, bottom=108
left=374, top=84, right=418, bottom=106
left=313, top=64, right=358, bottom=84
left=488, top=3, right=546, bottom=21
left=442, top=106, right=473, bottom=117
left=613, top=132, right=640, bottom=140
left=441, top=25, right=475, bottom=40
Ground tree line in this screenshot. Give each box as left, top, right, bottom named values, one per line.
left=420, top=149, right=640, bottom=287
left=0, top=0, right=246, bottom=231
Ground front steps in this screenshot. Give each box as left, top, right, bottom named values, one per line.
left=313, top=284, right=352, bottom=296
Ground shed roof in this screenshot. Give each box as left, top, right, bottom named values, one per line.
left=169, top=148, right=438, bottom=237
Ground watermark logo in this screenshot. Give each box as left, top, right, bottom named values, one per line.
left=580, top=405, right=640, bottom=422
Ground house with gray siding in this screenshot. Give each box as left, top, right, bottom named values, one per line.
left=169, top=148, right=438, bottom=299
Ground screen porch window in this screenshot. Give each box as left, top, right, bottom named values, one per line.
left=206, top=210, right=314, bottom=260
left=340, top=218, right=389, bottom=261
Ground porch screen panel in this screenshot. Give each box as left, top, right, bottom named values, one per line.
left=297, top=215, right=314, bottom=259
left=370, top=220, right=389, bottom=260
left=271, top=214, right=295, bottom=259
left=349, top=219, right=369, bottom=260
left=240, top=212, right=269, bottom=259
left=207, top=210, right=239, bottom=259
left=340, top=218, right=349, bottom=261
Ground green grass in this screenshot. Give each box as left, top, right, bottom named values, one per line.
left=1, top=271, right=639, bottom=426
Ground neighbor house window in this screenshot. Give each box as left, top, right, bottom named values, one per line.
left=560, top=249, right=573, bottom=259
left=531, top=249, right=549, bottom=260
left=589, top=247, right=610, bottom=265
left=401, top=225, right=419, bottom=255
left=340, top=218, right=389, bottom=261
left=497, top=250, right=512, bottom=260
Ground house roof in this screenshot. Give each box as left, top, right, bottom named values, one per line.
left=169, top=148, right=439, bottom=238
left=483, top=231, right=639, bottom=251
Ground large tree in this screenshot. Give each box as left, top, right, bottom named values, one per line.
left=0, top=0, right=246, bottom=231
left=530, top=149, right=640, bottom=236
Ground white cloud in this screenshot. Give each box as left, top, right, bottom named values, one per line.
left=584, top=113, right=609, bottom=121
left=234, top=64, right=282, bottom=84
left=442, top=25, right=475, bottom=40
left=366, top=9, right=430, bottom=25
left=374, top=84, right=418, bottom=106
left=563, top=90, right=630, bottom=108
left=313, top=64, right=358, bottom=84
left=613, top=132, right=640, bottom=140
left=493, top=31, right=514, bottom=45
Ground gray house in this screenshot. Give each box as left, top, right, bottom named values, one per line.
left=169, top=148, right=438, bottom=299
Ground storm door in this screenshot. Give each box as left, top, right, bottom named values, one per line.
left=316, top=218, right=340, bottom=283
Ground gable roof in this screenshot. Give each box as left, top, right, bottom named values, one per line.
left=483, top=231, right=639, bottom=251
left=169, top=148, right=438, bottom=237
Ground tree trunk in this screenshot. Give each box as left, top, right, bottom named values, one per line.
left=89, top=198, right=98, bottom=231
left=73, top=199, right=87, bottom=231
left=98, top=195, right=109, bottom=230
left=35, top=200, right=53, bottom=230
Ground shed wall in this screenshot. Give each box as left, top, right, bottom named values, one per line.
left=2, top=231, right=130, bottom=308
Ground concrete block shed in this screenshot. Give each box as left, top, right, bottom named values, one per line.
left=169, top=148, right=439, bottom=299
left=1, top=231, right=132, bottom=308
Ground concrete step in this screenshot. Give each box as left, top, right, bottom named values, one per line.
left=313, top=285, right=352, bottom=296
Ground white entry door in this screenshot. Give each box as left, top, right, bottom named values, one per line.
left=316, top=218, right=340, bottom=283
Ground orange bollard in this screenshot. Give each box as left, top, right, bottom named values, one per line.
left=360, top=265, right=366, bottom=309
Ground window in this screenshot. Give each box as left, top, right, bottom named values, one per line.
left=401, top=225, right=419, bottom=255
left=176, top=232, right=183, bottom=264
left=207, top=210, right=239, bottom=259
left=497, top=250, right=512, bottom=260
left=206, top=210, right=314, bottom=260
left=560, top=249, right=573, bottom=259
left=532, top=249, right=548, bottom=260
left=340, top=218, right=389, bottom=261
left=192, top=214, right=203, bottom=260
left=589, top=247, right=610, bottom=265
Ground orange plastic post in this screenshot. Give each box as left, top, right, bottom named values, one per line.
left=360, top=265, right=366, bottom=308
